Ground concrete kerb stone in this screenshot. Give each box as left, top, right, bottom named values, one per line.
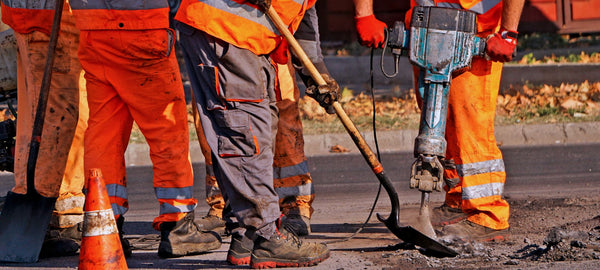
left=124, top=122, right=600, bottom=166
left=138, top=56, right=600, bottom=166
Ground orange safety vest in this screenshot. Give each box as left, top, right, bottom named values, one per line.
left=1, top=0, right=58, bottom=35
left=175, top=0, right=316, bottom=56
left=69, top=0, right=169, bottom=30
left=408, top=0, right=502, bottom=34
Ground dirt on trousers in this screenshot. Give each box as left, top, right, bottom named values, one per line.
left=319, top=196, right=600, bottom=270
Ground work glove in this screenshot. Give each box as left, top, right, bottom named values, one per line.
left=355, top=14, right=387, bottom=48
left=486, top=28, right=518, bottom=62
left=246, top=0, right=271, bottom=12
left=305, top=74, right=340, bottom=114
left=270, top=39, right=289, bottom=65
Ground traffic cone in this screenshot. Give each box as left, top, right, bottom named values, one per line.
left=78, top=168, right=128, bottom=270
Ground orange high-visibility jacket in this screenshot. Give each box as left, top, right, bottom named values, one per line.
left=69, top=0, right=169, bottom=30
left=408, top=0, right=502, bottom=33
left=175, top=0, right=316, bottom=55
left=1, top=0, right=57, bottom=34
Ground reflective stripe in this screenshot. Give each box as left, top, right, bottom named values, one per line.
left=274, top=160, right=309, bottom=179
left=160, top=203, right=196, bottom=215
left=82, top=209, right=118, bottom=237
left=275, top=182, right=314, bottom=198
left=456, top=159, right=505, bottom=177
left=436, top=2, right=462, bottom=9
left=445, top=177, right=460, bottom=189
left=415, top=0, right=500, bottom=15
left=414, top=0, right=435, bottom=6
left=462, top=182, right=504, bottom=200
left=1, top=0, right=54, bottom=9
left=106, top=184, right=128, bottom=200
left=69, top=0, right=167, bottom=10
left=198, top=0, right=280, bottom=35
left=155, top=186, right=194, bottom=200
left=205, top=185, right=222, bottom=198
left=111, top=203, right=128, bottom=216
left=466, top=0, right=501, bottom=14
left=54, top=195, right=85, bottom=212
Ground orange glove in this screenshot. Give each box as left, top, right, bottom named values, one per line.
left=486, top=28, right=518, bottom=62
left=355, top=14, right=387, bottom=48
left=270, top=39, right=289, bottom=65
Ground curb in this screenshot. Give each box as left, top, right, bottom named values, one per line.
left=323, top=56, right=600, bottom=93
left=124, top=122, right=600, bottom=166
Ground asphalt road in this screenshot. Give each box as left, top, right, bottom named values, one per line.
left=0, top=143, right=598, bottom=269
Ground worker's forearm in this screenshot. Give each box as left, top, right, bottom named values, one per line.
left=501, top=0, right=525, bottom=31
left=353, top=0, right=374, bottom=17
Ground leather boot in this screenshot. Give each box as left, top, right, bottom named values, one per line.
left=116, top=216, right=133, bottom=258
left=158, top=212, right=222, bottom=258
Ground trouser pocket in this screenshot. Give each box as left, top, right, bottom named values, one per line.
left=213, top=109, right=257, bottom=157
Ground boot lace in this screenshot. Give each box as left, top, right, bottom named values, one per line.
left=278, top=223, right=302, bottom=248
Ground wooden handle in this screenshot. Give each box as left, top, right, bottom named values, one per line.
left=265, top=7, right=384, bottom=173
left=266, top=7, right=326, bottom=86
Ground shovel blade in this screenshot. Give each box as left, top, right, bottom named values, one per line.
left=378, top=213, right=458, bottom=257
left=0, top=191, right=56, bottom=263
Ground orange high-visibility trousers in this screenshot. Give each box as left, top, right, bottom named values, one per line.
left=419, top=58, right=509, bottom=230
left=13, top=4, right=82, bottom=198
left=78, top=29, right=196, bottom=230
left=12, top=5, right=87, bottom=228
left=273, top=62, right=314, bottom=219
left=52, top=72, right=88, bottom=228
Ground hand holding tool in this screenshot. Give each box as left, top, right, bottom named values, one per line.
left=486, top=28, right=518, bottom=62
left=304, top=73, right=339, bottom=114
left=355, top=14, right=387, bottom=48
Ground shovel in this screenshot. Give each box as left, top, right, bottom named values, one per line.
left=264, top=7, right=457, bottom=256
left=0, top=0, right=65, bottom=262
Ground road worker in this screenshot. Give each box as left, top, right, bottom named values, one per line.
left=69, top=0, right=221, bottom=258
left=183, top=5, right=325, bottom=238
left=353, top=0, right=525, bottom=241
left=0, top=0, right=88, bottom=257
left=174, top=0, right=335, bottom=267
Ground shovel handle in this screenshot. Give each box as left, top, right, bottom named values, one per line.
left=265, top=7, right=326, bottom=86
left=26, top=0, right=64, bottom=194
left=265, top=7, right=383, bottom=174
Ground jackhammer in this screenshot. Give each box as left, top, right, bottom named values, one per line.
left=265, top=6, right=460, bottom=256
left=383, top=6, right=486, bottom=240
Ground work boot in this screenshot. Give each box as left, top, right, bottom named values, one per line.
left=197, top=214, right=226, bottom=232
left=440, top=219, right=509, bottom=242
left=39, top=222, right=82, bottom=258
left=158, top=212, right=222, bottom=258
left=280, top=214, right=311, bottom=236
left=250, top=226, right=330, bottom=268
left=116, top=216, right=133, bottom=258
left=227, top=232, right=254, bottom=265
left=430, top=204, right=468, bottom=228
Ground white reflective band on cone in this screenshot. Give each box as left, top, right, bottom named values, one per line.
left=82, top=209, right=119, bottom=237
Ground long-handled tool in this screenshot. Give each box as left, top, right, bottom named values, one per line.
left=265, top=6, right=457, bottom=256
left=384, top=6, right=486, bottom=242
left=0, top=0, right=65, bottom=262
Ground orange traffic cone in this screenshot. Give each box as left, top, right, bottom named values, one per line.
left=78, top=168, right=128, bottom=270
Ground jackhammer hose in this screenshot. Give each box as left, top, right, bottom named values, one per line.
left=380, top=28, right=400, bottom=78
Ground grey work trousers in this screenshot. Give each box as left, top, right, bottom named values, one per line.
left=176, top=22, right=280, bottom=239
